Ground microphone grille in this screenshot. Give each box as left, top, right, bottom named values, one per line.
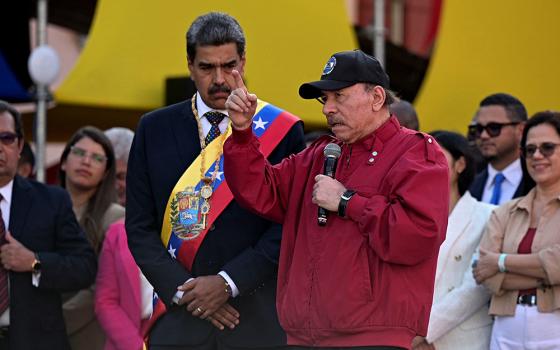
left=324, top=143, right=342, bottom=159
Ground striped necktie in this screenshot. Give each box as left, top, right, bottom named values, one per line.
left=0, top=194, right=8, bottom=314
left=204, top=111, right=226, bottom=146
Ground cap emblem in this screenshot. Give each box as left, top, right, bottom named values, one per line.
left=322, top=56, right=336, bottom=75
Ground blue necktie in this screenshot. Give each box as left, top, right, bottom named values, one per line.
left=204, top=111, right=226, bottom=146
left=490, top=173, right=506, bottom=205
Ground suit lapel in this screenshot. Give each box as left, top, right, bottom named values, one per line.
left=9, top=176, right=32, bottom=239
left=171, top=101, right=201, bottom=163
left=435, top=193, right=476, bottom=283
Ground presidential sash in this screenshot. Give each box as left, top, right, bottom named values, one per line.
left=146, top=99, right=300, bottom=333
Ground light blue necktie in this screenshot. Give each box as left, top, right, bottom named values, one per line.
left=490, top=173, right=506, bottom=205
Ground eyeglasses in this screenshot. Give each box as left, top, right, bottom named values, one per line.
left=521, top=142, right=560, bottom=158
left=0, top=132, right=18, bottom=146
left=70, top=146, right=108, bottom=165
left=468, top=122, right=519, bottom=138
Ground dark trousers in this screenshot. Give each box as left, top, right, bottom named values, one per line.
left=290, top=347, right=406, bottom=350
left=150, top=340, right=290, bottom=350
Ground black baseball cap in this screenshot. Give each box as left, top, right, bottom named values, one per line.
left=299, top=49, right=390, bottom=99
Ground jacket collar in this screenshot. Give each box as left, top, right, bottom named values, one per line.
left=349, top=115, right=401, bottom=152
left=513, top=187, right=560, bottom=212
left=9, top=175, right=32, bottom=239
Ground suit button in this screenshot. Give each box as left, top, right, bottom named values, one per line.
left=454, top=254, right=462, bottom=261
left=210, top=224, right=216, bottom=231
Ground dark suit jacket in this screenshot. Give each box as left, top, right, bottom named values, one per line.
left=468, top=167, right=533, bottom=202
left=126, top=100, right=305, bottom=348
left=7, top=176, right=97, bottom=350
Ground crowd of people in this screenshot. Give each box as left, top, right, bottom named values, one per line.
left=0, top=10, right=558, bottom=350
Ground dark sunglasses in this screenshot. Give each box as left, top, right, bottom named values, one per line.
left=521, top=142, right=560, bottom=158
left=468, top=122, right=519, bottom=138
left=0, top=132, right=19, bottom=146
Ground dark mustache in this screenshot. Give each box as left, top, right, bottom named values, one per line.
left=208, top=84, right=231, bottom=95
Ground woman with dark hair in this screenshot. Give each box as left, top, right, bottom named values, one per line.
left=60, top=126, right=125, bottom=350
left=474, top=111, right=560, bottom=349
left=413, top=131, right=495, bottom=350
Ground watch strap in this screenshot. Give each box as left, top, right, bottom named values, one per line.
left=338, top=190, right=356, bottom=217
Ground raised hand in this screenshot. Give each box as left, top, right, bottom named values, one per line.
left=225, top=69, right=258, bottom=130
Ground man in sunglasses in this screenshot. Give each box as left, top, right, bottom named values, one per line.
left=468, top=93, right=534, bottom=204
left=0, top=101, right=96, bottom=349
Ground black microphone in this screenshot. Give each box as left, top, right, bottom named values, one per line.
left=318, top=143, right=342, bottom=226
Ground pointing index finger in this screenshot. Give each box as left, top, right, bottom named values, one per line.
left=232, top=70, right=246, bottom=92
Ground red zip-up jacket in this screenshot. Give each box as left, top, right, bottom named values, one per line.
left=223, top=117, right=449, bottom=349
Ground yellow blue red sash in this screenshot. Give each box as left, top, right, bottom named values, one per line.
left=146, top=99, right=300, bottom=334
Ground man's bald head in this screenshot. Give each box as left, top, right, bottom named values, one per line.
left=390, top=100, right=419, bottom=131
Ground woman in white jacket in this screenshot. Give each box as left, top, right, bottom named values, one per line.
left=413, top=131, right=495, bottom=350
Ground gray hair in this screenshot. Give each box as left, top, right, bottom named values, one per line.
left=186, top=12, right=246, bottom=61
left=104, top=127, right=134, bottom=163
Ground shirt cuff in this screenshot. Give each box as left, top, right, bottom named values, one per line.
left=172, top=277, right=194, bottom=304
left=218, top=271, right=239, bottom=298
left=32, top=271, right=41, bottom=287
left=231, top=125, right=255, bottom=144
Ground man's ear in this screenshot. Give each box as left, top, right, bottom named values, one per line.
left=371, top=86, right=386, bottom=112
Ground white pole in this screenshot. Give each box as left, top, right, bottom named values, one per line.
left=35, top=0, right=48, bottom=183
left=373, top=0, right=386, bottom=68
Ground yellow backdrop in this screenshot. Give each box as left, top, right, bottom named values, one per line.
left=55, top=0, right=356, bottom=127
left=415, top=0, right=560, bottom=133
left=56, top=1, right=560, bottom=130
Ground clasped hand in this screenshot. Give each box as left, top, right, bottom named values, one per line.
left=472, top=248, right=499, bottom=284
left=312, top=175, right=346, bottom=212
left=0, top=231, right=35, bottom=272
left=177, top=275, right=239, bottom=330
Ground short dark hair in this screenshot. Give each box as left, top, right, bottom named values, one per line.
left=186, top=12, right=246, bottom=62
left=430, top=130, right=476, bottom=196
left=19, top=141, right=35, bottom=168
left=0, top=100, right=24, bottom=139
left=479, top=93, right=527, bottom=123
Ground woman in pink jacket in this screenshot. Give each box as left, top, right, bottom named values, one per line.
left=95, top=221, right=153, bottom=350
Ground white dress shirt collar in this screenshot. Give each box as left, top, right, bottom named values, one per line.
left=482, top=158, right=523, bottom=204
left=195, top=93, right=230, bottom=136
left=0, top=179, right=14, bottom=228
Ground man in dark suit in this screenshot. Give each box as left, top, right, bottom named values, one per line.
left=468, top=93, right=534, bottom=204
left=0, top=101, right=97, bottom=350
left=126, top=12, right=305, bottom=350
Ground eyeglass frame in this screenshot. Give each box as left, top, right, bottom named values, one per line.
left=521, top=142, right=560, bottom=159
left=0, top=132, right=19, bottom=146
left=467, top=121, right=520, bottom=138
left=69, top=145, right=108, bottom=165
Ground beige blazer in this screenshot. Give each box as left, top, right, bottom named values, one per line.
left=64, top=203, right=125, bottom=350
left=480, top=188, right=560, bottom=316
left=426, top=192, right=495, bottom=350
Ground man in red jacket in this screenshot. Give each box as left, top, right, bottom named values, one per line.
left=223, top=50, right=449, bottom=349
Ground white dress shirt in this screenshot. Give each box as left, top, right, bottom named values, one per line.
left=173, top=94, right=239, bottom=303
left=481, top=159, right=523, bottom=205
left=0, top=180, right=13, bottom=326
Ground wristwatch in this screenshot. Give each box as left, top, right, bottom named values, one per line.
left=338, top=189, right=356, bottom=217
left=31, top=253, right=42, bottom=273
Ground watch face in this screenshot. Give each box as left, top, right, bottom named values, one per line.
left=32, top=260, right=41, bottom=272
